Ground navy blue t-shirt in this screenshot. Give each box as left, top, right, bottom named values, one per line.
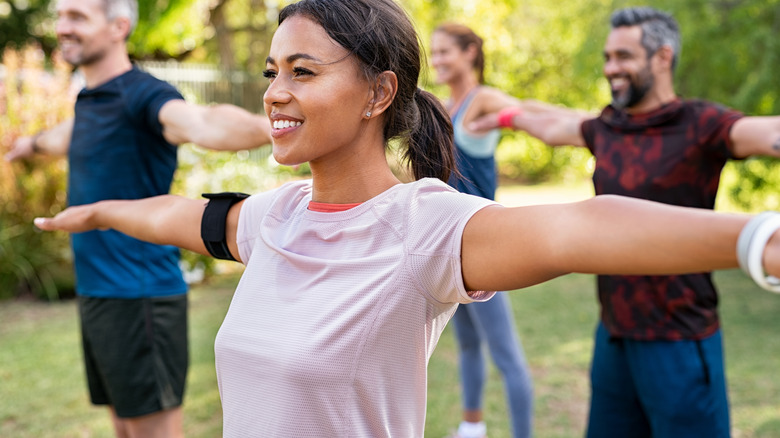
left=68, top=66, right=187, bottom=298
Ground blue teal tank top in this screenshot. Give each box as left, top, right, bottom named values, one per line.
left=447, top=88, right=501, bottom=200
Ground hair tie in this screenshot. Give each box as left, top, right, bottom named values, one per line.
left=497, top=106, right=523, bottom=128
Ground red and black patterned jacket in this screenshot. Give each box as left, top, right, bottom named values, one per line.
left=581, top=99, right=743, bottom=341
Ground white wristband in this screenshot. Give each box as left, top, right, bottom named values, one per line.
left=737, top=212, right=780, bottom=293
left=737, top=212, right=773, bottom=275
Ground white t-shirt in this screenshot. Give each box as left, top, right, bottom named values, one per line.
left=215, top=178, right=496, bottom=437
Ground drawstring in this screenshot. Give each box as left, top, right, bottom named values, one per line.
left=695, top=340, right=711, bottom=385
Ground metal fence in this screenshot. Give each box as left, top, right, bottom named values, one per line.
left=138, top=61, right=267, bottom=114
left=2, top=61, right=267, bottom=113
left=138, top=61, right=272, bottom=161
left=2, top=61, right=271, bottom=157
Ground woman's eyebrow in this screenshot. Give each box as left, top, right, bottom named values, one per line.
left=265, top=53, right=323, bottom=65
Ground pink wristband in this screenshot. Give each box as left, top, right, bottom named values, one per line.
left=497, top=107, right=523, bottom=128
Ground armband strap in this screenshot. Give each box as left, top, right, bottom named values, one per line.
left=200, top=192, right=250, bottom=261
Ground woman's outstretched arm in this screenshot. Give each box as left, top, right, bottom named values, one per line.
left=461, top=195, right=778, bottom=292
left=34, top=195, right=245, bottom=263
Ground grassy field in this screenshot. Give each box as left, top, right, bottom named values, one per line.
left=1, top=182, right=779, bottom=437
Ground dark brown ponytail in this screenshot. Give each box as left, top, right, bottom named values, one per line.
left=405, top=88, right=456, bottom=181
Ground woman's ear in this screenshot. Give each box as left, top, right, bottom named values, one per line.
left=466, top=42, right=479, bottom=64
left=365, top=71, right=398, bottom=119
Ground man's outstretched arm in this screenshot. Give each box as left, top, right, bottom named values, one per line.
left=469, top=103, right=592, bottom=147
left=730, top=116, right=780, bottom=159
left=4, top=119, right=74, bottom=161
left=159, top=100, right=272, bottom=151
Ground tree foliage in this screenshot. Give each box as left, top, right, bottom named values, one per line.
left=3, top=0, right=779, bottom=114
left=403, top=0, right=780, bottom=205
left=130, top=0, right=208, bottom=59
left=3, top=0, right=780, bottom=199
left=0, top=0, right=56, bottom=54
left=0, top=46, right=75, bottom=300
left=2, top=0, right=780, bottom=299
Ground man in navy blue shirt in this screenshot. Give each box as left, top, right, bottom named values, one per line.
left=5, top=1, right=270, bottom=437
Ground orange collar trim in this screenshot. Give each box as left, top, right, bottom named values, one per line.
left=308, top=201, right=362, bottom=213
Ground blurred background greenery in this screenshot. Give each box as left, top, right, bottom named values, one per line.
left=2, top=0, right=780, bottom=296
left=1, top=1, right=780, bottom=436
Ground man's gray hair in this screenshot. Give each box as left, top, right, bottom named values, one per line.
left=610, top=6, right=681, bottom=72
left=102, top=0, right=138, bottom=38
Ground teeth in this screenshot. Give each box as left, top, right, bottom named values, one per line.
left=273, top=120, right=302, bottom=129
left=611, top=78, right=627, bottom=88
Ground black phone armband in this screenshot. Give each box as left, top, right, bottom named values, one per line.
left=200, top=192, right=250, bottom=261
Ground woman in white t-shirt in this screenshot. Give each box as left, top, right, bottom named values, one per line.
left=34, top=0, right=780, bottom=436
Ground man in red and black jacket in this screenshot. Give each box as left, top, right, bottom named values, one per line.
left=472, top=6, right=780, bottom=438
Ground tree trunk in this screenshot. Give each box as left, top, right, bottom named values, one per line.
left=210, top=0, right=236, bottom=71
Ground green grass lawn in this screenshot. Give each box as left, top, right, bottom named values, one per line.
left=1, top=182, right=779, bottom=437
left=0, top=273, right=235, bottom=438
left=1, top=270, right=778, bottom=437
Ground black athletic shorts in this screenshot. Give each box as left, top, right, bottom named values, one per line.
left=78, top=294, right=189, bottom=418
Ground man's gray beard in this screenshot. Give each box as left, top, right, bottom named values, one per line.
left=611, top=91, right=631, bottom=110
left=611, top=71, right=654, bottom=110
left=64, top=46, right=108, bottom=69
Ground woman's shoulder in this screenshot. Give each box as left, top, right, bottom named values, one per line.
left=473, top=85, right=505, bottom=101
left=247, top=179, right=311, bottom=199
left=243, top=179, right=312, bottom=216
left=401, top=179, right=495, bottom=214
left=463, top=86, right=512, bottom=119
left=373, top=179, right=463, bottom=213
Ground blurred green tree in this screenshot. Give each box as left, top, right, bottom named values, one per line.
left=0, top=0, right=56, bottom=54
left=405, top=0, right=780, bottom=207
left=2, top=0, right=780, bottom=300
left=2, top=0, right=779, bottom=254
left=0, top=46, right=75, bottom=300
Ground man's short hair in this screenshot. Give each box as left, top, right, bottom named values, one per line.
left=101, top=0, right=138, bottom=39
left=610, top=6, right=681, bottom=71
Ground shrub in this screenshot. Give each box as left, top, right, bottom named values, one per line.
left=495, top=131, right=593, bottom=184
left=0, top=45, right=75, bottom=300
left=0, top=47, right=301, bottom=300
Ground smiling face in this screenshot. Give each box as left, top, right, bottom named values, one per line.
left=603, top=25, right=656, bottom=110
left=263, top=15, right=375, bottom=167
left=55, top=0, right=120, bottom=67
left=430, top=31, right=476, bottom=85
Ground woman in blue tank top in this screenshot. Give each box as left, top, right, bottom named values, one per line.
left=431, top=23, right=533, bottom=438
